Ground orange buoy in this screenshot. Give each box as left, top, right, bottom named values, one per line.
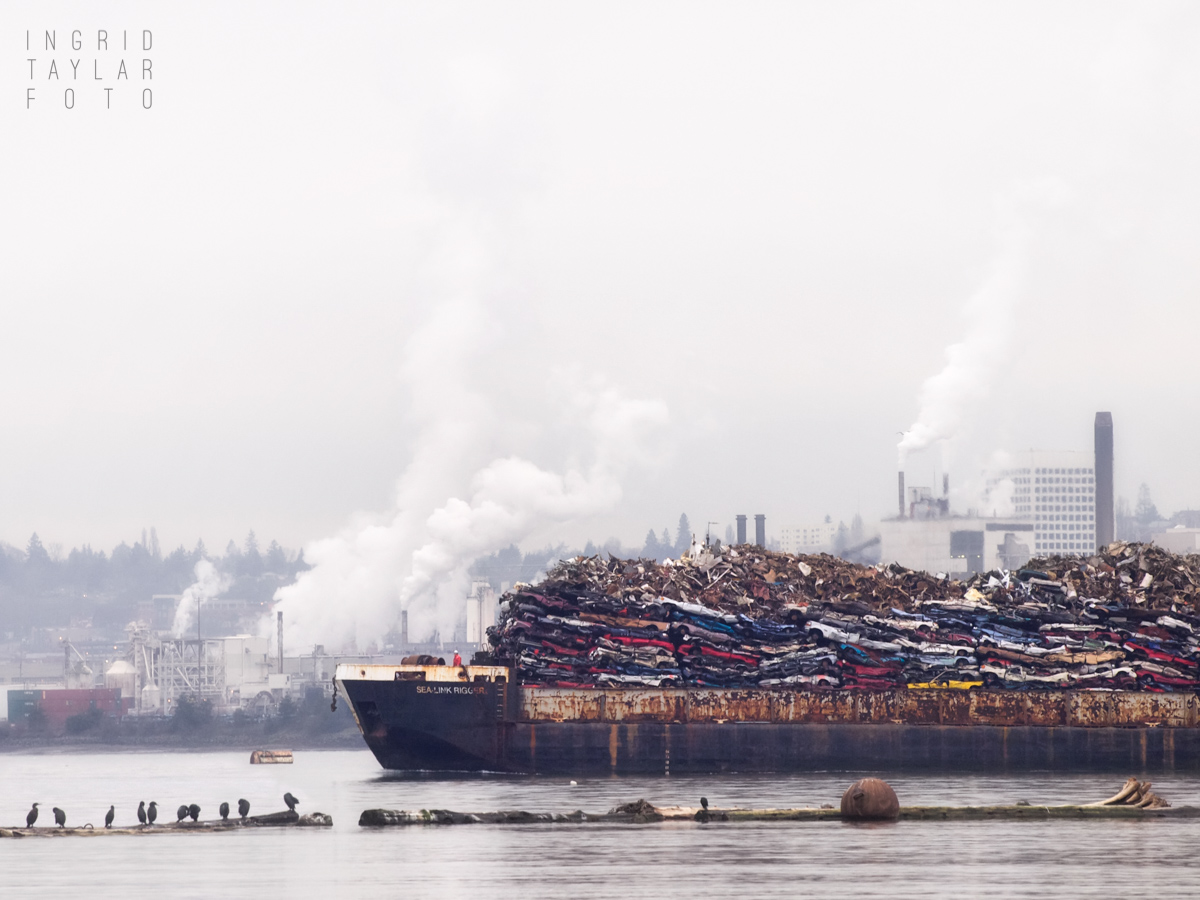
left=840, top=777, right=899, bottom=821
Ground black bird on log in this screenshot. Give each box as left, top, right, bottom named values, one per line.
left=104, top=806, right=115, bottom=829
left=52, top=807, right=66, bottom=828
left=283, top=792, right=299, bottom=812
left=219, top=802, right=230, bottom=821
left=238, top=798, right=250, bottom=819
left=147, top=801, right=158, bottom=825
left=176, top=805, right=189, bottom=822
left=26, top=803, right=38, bottom=828
left=137, top=801, right=147, bottom=825
left=188, top=804, right=201, bottom=822
left=700, top=797, right=708, bottom=810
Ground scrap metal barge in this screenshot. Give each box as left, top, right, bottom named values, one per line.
left=335, top=663, right=1200, bottom=774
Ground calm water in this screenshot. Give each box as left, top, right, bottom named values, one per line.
left=1, top=748, right=1198, bottom=898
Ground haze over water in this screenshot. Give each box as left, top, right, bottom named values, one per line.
left=2, top=749, right=1199, bottom=899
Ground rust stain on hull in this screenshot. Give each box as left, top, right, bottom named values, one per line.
left=521, top=687, right=1199, bottom=729
left=338, top=671, right=1200, bottom=774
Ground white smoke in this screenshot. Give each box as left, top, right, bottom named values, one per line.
left=171, top=559, right=231, bottom=638
left=984, top=477, right=1017, bottom=518
left=267, top=51, right=671, bottom=652
left=270, top=303, right=668, bottom=652
left=897, top=254, right=1023, bottom=466
left=897, top=180, right=1068, bottom=469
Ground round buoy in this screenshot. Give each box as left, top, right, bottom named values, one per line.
left=840, top=777, right=899, bottom=821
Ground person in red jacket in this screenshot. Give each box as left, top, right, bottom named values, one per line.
left=452, top=649, right=462, bottom=666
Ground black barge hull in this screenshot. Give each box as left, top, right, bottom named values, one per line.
left=336, top=665, right=1200, bottom=774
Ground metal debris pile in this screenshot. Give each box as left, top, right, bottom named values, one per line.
left=485, top=542, right=1200, bottom=691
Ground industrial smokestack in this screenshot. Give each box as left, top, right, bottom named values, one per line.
left=277, top=611, right=283, bottom=674
left=736, top=515, right=747, bottom=544
left=401, top=609, right=409, bottom=647
left=754, top=514, right=765, bottom=548
left=898, top=472, right=906, bottom=519
left=1095, top=411, right=1114, bottom=547
left=942, top=473, right=949, bottom=498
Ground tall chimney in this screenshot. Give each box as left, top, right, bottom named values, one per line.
left=754, top=514, right=766, bottom=548
left=1095, top=411, right=1114, bottom=547
left=736, top=515, right=747, bottom=544
left=277, top=611, right=283, bottom=675
left=942, top=473, right=949, bottom=498
left=898, top=472, right=906, bottom=519
left=401, top=609, right=409, bottom=647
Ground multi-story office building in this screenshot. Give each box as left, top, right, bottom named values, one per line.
left=777, top=521, right=839, bottom=555
left=991, top=450, right=1097, bottom=555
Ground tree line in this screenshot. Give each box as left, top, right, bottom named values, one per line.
left=0, top=530, right=308, bottom=634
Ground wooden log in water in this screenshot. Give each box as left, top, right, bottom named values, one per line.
left=358, top=803, right=1200, bottom=827
left=0, top=810, right=331, bottom=837
left=359, top=808, right=588, bottom=826
left=250, top=749, right=294, bottom=764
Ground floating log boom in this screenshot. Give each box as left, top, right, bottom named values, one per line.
left=1, top=810, right=331, bottom=837
left=358, top=803, right=1198, bottom=826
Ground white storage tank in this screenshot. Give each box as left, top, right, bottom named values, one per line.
left=140, top=683, right=162, bottom=713
left=105, top=660, right=137, bottom=701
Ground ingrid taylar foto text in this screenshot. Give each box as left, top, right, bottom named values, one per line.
left=25, top=29, right=154, bottom=110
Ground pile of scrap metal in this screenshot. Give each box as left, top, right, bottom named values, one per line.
left=484, top=542, right=1200, bottom=692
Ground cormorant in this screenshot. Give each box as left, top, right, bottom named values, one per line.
left=105, top=805, right=115, bottom=829
left=26, top=803, right=38, bottom=828
left=283, top=792, right=299, bottom=811
left=147, top=801, right=158, bottom=825
left=237, top=798, right=250, bottom=819
left=700, top=797, right=709, bottom=810
left=176, top=805, right=189, bottom=822
left=219, top=802, right=230, bottom=821
left=137, top=801, right=147, bottom=825
left=188, top=804, right=201, bottom=822
left=52, top=807, right=66, bottom=828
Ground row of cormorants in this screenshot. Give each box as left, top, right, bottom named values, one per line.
left=23, top=793, right=299, bottom=829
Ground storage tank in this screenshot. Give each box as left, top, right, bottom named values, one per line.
left=105, top=661, right=137, bottom=701
left=140, top=683, right=162, bottom=713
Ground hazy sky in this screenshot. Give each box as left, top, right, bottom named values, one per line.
left=4, top=1, right=1200, bottom=560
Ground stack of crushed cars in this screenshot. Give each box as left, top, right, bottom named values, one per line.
left=484, top=540, right=1200, bottom=693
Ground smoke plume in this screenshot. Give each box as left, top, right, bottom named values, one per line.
left=270, top=302, right=668, bottom=653
left=897, top=181, right=1066, bottom=470
left=265, top=51, right=670, bottom=653
left=171, top=559, right=231, bottom=638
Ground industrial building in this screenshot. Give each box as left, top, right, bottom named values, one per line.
left=1, top=574, right=509, bottom=726
left=1153, top=527, right=1200, bottom=554
left=125, top=624, right=277, bottom=715
left=776, top=521, right=839, bottom=555
left=989, top=450, right=1098, bottom=555
left=878, top=514, right=1033, bottom=576
left=881, top=412, right=1116, bottom=576
left=465, top=581, right=498, bottom=645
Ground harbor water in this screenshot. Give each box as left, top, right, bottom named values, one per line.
left=2, top=748, right=1199, bottom=898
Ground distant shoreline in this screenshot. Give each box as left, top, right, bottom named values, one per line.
left=0, top=711, right=365, bottom=753
left=0, top=734, right=366, bottom=754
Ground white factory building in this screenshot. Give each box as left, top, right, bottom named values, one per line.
left=878, top=514, right=1033, bottom=577
left=776, top=521, right=840, bottom=555
left=1154, top=527, right=1200, bottom=554
left=989, top=450, right=1098, bottom=556
left=880, top=413, right=1114, bottom=576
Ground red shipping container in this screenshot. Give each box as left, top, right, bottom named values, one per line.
left=36, top=689, right=132, bottom=730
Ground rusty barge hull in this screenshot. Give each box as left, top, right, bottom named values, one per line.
left=335, top=665, right=1200, bottom=775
